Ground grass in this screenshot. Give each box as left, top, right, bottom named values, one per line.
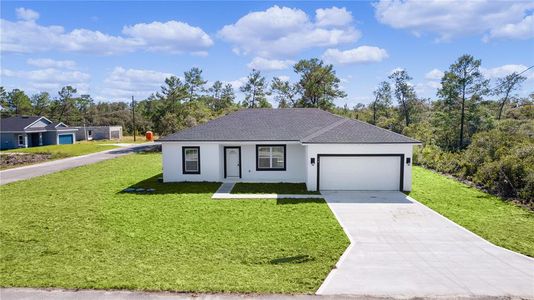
left=2, top=142, right=119, bottom=158
left=232, top=183, right=320, bottom=195
left=0, top=153, right=349, bottom=293
left=410, top=166, right=534, bottom=257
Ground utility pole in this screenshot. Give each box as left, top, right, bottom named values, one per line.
left=132, top=95, right=136, bottom=142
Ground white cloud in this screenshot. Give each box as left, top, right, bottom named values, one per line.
left=225, top=77, right=248, bottom=90
left=276, top=75, right=291, bottom=82
left=374, top=0, right=534, bottom=41
left=122, top=21, right=213, bottom=53
left=425, top=68, right=444, bottom=80
left=218, top=5, right=360, bottom=58
left=322, top=46, right=388, bottom=64
left=315, top=7, right=353, bottom=27
left=1, top=8, right=213, bottom=54
left=1, top=68, right=90, bottom=94
left=247, top=57, right=295, bottom=71
left=15, top=7, right=39, bottom=21
left=481, top=64, right=534, bottom=79
left=100, top=67, right=175, bottom=100
left=486, top=15, right=534, bottom=41
left=27, top=58, right=77, bottom=69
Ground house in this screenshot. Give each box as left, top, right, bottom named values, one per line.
left=74, top=126, right=123, bottom=141
left=159, top=108, right=421, bottom=191
left=0, top=116, right=78, bottom=150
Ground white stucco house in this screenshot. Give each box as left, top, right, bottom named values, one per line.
left=159, top=108, right=421, bottom=191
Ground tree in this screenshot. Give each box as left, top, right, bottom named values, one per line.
left=294, top=58, right=346, bottom=109
left=438, top=54, right=489, bottom=149
left=240, top=69, right=270, bottom=108
left=218, top=84, right=236, bottom=111
left=184, top=67, right=207, bottom=101
left=388, top=69, right=415, bottom=127
left=56, top=86, right=77, bottom=123
left=371, top=81, right=392, bottom=124
left=494, top=72, right=527, bottom=120
left=31, top=92, right=51, bottom=116
left=270, top=77, right=300, bottom=108
left=158, top=76, right=188, bottom=113
left=6, top=89, right=32, bottom=115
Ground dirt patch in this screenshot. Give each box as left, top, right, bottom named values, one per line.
left=0, top=152, right=52, bottom=169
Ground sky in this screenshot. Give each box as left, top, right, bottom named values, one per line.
left=1, top=1, right=533, bottom=107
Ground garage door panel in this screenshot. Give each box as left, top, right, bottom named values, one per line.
left=58, top=134, right=73, bottom=145
left=319, top=156, right=401, bottom=191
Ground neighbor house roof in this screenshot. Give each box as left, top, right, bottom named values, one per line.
left=0, top=116, right=76, bottom=132
left=159, top=108, right=420, bottom=144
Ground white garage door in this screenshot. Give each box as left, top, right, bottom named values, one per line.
left=319, top=156, right=402, bottom=191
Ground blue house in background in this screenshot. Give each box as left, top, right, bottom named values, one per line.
left=0, top=116, right=78, bottom=150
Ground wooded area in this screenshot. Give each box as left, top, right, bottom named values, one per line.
left=1, top=56, right=532, bottom=204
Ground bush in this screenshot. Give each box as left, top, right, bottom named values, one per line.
left=413, top=119, right=534, bottom=206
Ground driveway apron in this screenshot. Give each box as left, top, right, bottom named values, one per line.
left=317, top=191, right=534, bottom=298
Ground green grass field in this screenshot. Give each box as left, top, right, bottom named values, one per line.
left=0, top=153, right=348, bottom=293
left=232, top=183, right=320, bottom=194
left=2, top=142, right=119, bottom=158
left=410, top=166, right=534, bottom=257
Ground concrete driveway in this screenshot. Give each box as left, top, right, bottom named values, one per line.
left=317, top=191, right=534, bottom=298
left=0, top=143, right=156, bottom=185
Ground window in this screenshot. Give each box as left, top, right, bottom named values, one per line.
left=87, top=130, right=92, bottom=137
left=256, top=145, right=286, bottom=171
left=182, top=146, right=200, bottom=174
left=18, top=135, right=24, bottom=146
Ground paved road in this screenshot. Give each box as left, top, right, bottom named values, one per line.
left=0, top=143, right=157, bottom=185
left=317, top=191, right=534, bottom=298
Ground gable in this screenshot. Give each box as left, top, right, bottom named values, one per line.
left=26, top=118, right=52, bottom=129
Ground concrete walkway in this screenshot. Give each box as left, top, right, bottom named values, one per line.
left=212, top=183, right=323, bottom=199
left=0, top=143, right=156, bottom=185
left=317, top=191, right=534, bottom=298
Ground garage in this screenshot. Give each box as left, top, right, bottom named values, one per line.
left=318, top=155, right=403, bottom=191
left=58, top=134, right=74, bottom=144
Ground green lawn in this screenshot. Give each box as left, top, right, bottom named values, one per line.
left=2, top=142, right=119, bottom=158
left=232, top=183, right=320, bottom=195
left=410, top=166, right=534, bottom=257
left=0, top=153, right=348, bottom=293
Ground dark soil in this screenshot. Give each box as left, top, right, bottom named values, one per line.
left=0, top=153, right=52, bottom=169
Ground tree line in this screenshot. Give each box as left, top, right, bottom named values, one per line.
left=1, top=56, right=532, bottom=203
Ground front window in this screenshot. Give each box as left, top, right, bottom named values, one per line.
left=182, top=147, right=200, bottom=174
left=256, top=145, right=286, bottom=171
left=18, top=135, right=24, bottom=146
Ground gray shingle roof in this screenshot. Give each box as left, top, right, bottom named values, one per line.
left=159, top=108, right=420, bottom=144
left=0, top=116, right=75, bottom=132
left=1, top=116, right=42, bottom=131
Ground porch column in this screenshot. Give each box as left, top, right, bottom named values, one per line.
left=39, top=133, right=43, bottom=146
left=24, top=134, right=28, bottom=148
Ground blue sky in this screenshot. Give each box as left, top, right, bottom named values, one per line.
left=1, top=1, right=533, bottom=106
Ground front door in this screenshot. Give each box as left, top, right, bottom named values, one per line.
left=225, top=147, right=240, bottom=178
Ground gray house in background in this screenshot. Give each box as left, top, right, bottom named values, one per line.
left=0, top=116, right=78, bottom=150
left=74, top=126, right=122, bottom=141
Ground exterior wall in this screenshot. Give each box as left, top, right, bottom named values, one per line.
left=238, top=143, right=306, bottom=183
left=162, top=142, right=306, bottom=183
left=304, top=143, right=414, bottom=191
left=74, top=126, right=123, bottom=141
left=162, top=142, right=221, bottom=182
left=0, top=133, right=18, bottom=150
left=42, top=131, right=58, bottom=145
